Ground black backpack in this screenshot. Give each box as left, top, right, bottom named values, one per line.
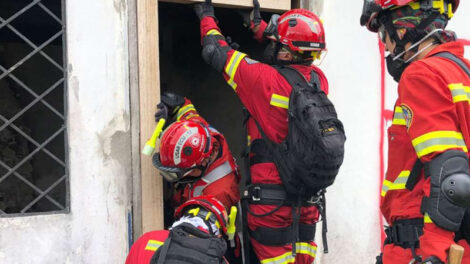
left=150, top=223, right=227, bottom=264
left=252, top=65, right=346, bottom=197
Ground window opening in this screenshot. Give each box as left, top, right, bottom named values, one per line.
left=0, top=0, right=67, bottom=216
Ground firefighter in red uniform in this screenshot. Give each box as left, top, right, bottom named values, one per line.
left=126, top=195, right=230, bottom=264
left=361, top=0, right=470, bottom=263
left=193, top=1, right=330, bottom=263
left=152, top=93, right=240, bottom=211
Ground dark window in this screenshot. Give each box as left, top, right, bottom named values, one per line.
left=0, top=0, right=68, bottom=216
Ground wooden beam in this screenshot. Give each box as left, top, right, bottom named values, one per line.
left=137, top=0, right=164, bottom=233
left=158, top=0, right=291, bottom=12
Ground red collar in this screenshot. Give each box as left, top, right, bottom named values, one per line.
left=424, top=41, right=464, bottom=59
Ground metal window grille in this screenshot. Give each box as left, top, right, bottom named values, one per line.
left=0, top=0, right=67, bottom=216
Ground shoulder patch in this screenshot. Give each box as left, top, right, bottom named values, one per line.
left=244, top=57, right=259, bottom=65
left=401, top=104, right=413, bottom=129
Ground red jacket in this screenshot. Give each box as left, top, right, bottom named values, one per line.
left=125, top=230, right=169, bottom=264
left=382, top=41, right=470, bottom=261
left=171, top=98, right=240, bottom=210
left=199, top=17, right=327, bottom=228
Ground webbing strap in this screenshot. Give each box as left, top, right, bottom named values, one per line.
left=433, top=52, right=470, bottom=78
left=249, top=223, right=316, bottom=246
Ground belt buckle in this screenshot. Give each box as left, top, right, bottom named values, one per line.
left=252, top=186, right=261, bottom=201
left=306, top=195, right=320, bottom=205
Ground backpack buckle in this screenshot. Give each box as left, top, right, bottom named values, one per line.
left=306, top=195, right=321, bottom=205
left=252, top=186, right=261, bottom=201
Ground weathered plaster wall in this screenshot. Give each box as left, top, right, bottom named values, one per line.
left=0, top=0, right=132, bottom=263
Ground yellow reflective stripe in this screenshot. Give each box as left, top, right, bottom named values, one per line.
left=225, top=51, right=246, bottom=90
left=247, top=135, right=251, bottom=146
left=270, top=94, right=289, bottom=109
left=392, top=106, right=406, bottom=126
left=412, top=131, right=468, bottom=158
left=260, top=243, right=316, bottom=264
left=176, top=104, right=196, bottom=120
left=424, top=213, right=433, bottom=224
left=448, top=83, right=470, bottom=103
left=381, top=171, right=410, bottom=197
left=145, top=240, right=164, bottom=251
left=207, top=29, right=222, bottom=36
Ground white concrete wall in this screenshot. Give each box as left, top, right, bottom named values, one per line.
left=316, top=1, right=470, bottom=263
left=0, top=0, right=132, bottom=263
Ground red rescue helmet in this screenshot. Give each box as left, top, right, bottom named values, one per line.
left=265, top=9, right=326, bottom=53
left=152, top=120, right=212, bottom=182
left=174, top=195, right=229, bottom=235
left=361, top=0, right=459, bottom=32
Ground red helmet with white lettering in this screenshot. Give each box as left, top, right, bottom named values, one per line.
left=174, top=195, right=228, bottom=234
left=152, top=120, right=212, bottom=182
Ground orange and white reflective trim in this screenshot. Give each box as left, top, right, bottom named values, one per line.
left=145, top=240, right=164, bottom=251
left=260, top=243, right=316, bottom=264
left=206, top=29, right=222, bottom=36
left=448, top=83, right=470, bottom=103
left=225, top=51, right=246, bottom=90
left=412, top=131, right=468, bottom=158
left=176, top=104, right=196, bottom=121
left=270, top=94, right=289, bottom=109
left=381, top=170, right=410, bottom=197
left=392, top=106, right=406, bottom=126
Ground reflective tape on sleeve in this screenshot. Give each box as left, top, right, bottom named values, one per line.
left=412, top=131, right=468, bottom=158
left=392, top=106, right=406, bottom=126
left=381, top=170, right=410, bottom=197
left=225, top=51, right=246, bottom=90
left=145, top=240, right=164, bottom=251
left=177, top=104, right=196, bottom=121
left=270, top=94, right=289, bottom=109
left=206, top=29, right=222, bottom=36
left=448, top=83, right=470, bottom=103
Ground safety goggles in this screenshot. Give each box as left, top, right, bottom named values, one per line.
left=152, top=153, right=206, bottom=182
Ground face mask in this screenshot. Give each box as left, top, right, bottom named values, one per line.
left=386, top=54, right=409, bottom=82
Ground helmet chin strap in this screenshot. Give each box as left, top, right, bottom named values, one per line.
left=392, top=28, right=443, bottom=62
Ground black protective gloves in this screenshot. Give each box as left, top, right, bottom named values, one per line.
left=194, top=0, right=215, bottom=20
left=154, top=92, right=185, bottom=123
left=238, top=0, right=262, bottom=29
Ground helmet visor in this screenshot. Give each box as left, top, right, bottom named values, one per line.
left=152, top=153, right=204, bottom=182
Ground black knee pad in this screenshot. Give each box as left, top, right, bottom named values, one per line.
left=422, top=150, right=470, bottom=231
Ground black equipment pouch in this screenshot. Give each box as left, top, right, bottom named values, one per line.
left=421, top=150, right=470, bottom=231
left=150, top=223, right=227, bottom=264
left=383, top=218, right=424, bottom=262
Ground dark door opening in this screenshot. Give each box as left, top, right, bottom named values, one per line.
left=158, top=2, right=274, bottom=226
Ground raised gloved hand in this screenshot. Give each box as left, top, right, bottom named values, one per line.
left=237, top=0, right=262, bottom=29
left=154, top=92, right=185, bottom=122
left=194, top=0, right=215, bottom=20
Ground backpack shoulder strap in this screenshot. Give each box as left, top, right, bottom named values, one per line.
left=432, top=52, right=470, bottom=78
left=274, top=65, right=318, bottom=91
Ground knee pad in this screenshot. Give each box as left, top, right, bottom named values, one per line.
left=422, top=150, right=470, bottom=231
left=201, top=35, right=230, bottom=73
